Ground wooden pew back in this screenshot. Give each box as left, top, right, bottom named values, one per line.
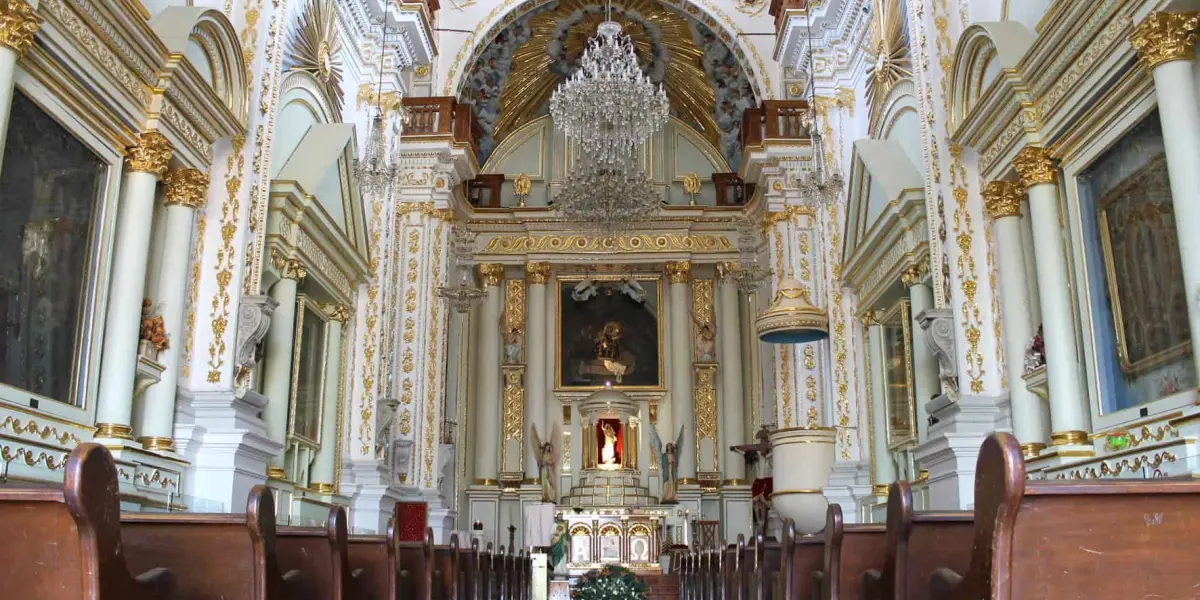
left=346, top=516, right=398, bottom=600
left=779, top=519, right=825, bottom=600
left=0, top=443, right=174, bottom=600
left=432, top=534, right=461, bottom=600
left=864, top=481, right=972, bottom=600
left=816, top=504, right=885, bottom=600
left=396, top=529, right=435, bottom=600
left=276, top=505, right=366, bottom=600
left=751, top=533, right=781, bottom=600
left=732, top=535, right=747, bottom=600
left=722, top=543, right=736, bottom=600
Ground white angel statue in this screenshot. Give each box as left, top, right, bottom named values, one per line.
left=530, top=423, right=559, bottom=503
left=649, top=423, right=685, bottom=504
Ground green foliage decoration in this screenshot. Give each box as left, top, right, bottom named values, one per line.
left=571, top=565, right=649, bottom=600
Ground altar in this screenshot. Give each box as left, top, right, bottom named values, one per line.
left=558, top=507, right=671, bottom=573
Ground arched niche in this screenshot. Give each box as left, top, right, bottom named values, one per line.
left=948, top=22, right=1035, bottom=134
left=273, top=71, right=339, bottom=179
left=480, top=115, right=729, bottom=207
left=150, top=7, right=249, bottom=126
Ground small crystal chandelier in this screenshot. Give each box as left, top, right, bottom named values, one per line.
left=549, top=2, right=670, bottom=170
left=556, top=162, right=661, bottom=234
left=437, top=223, right=485, bottom=314
left=730, top=215, right=772, bottom=294
left=354, top=18, right=395, bottom=197
left=794, top=17, right=844, bottom=208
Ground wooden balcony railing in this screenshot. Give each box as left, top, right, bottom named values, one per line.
left=712, top=173, right=754, bottom=206
left=740, top=100, right=811, bottom=148
left=768, top=0, right=808, bottom=33
left=401, top=96, right=481, bottom=156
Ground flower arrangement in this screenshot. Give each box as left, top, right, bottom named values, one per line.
left=1023, top=324, right=1045, bottom=375
left=571, top=565, right=648, bottom=600
left=140, top=299, right=169, bottom=351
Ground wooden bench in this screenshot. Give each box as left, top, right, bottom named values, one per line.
left=751, top=534, right=781, bottom=600
left=778, top=519, right=825, bottom=600
left=812, top=504, right=886, bottom=600
left=721, top=543, right=736, bottom=600
left=432, top=534, right=461, bottom=600
left=0, top=442, right=175, bottom=600
left=862, top=481, right=973, bottom=600
left=477, top=543, right=494, bottom=600
left=122, top=484, right=305, bottom=600
left=396, top=528, right=435, bottom=600
left=346, top=517, right=400, bottom=600
left=276, top=505, right=370, bottom=600
left=731, top=535, right=747, bottom=600
left=930, top=432, right=1200, bottom=600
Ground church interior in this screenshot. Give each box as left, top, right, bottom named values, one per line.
left=3, top=0, right=1200, bottom=597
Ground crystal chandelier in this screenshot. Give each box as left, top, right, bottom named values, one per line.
left=730, top=215, right=772, bottom=294
left=549, top=5, right=670, bottom=169
left=437, top=223, right=485, bottom=314
left=556, top=162, right=661, bottom=234
left=794, top=17, right=844, bottom=208
left=354, top=18, right=396, bottom=197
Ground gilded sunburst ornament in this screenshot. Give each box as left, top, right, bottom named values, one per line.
left=289, top=0, right=345, bottom=120
left=865, top=0, right=911, bottom=124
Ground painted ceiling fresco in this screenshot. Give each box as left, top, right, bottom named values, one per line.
left=459, top=0, right=758, bottom=170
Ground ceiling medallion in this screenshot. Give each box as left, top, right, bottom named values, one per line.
left=865, top=0, right=912, bottom=122
left=288, top=0, right=345, bottom=120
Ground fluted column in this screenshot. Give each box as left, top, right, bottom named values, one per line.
left=1013, top=146, right=1091, bottom=445
left=135, top=168, right=210, bottom=452
left=983, top=181, right=1050, bottom=456
left=900, top=266, right=937, bottom=443
left=474, top=263, right=505, bottom=484
left=310, top=304, right=348, bottom=491
left=665, top=260, right=696, bottom=481
left=716, top=264, right=746, bottom=483
left=1132, top=12, right=1200, bottom=379
left=96, top=133, right=174, bottom=442
left=863, top=314, right=895, bottom=494
left=262, top=255, right=306, bottom=475
left=524, top=262, right=551, bottom=479
left=0, top=0, right=39, bottom=179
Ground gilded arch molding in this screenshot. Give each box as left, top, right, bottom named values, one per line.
left=440, top=0, right=772, bottom=101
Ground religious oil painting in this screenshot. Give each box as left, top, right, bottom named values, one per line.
left=557, top=276, right=662, bottom=389
left=290, top=297, right=328, bottom=443
left=880, top=299, right=916, bottom=448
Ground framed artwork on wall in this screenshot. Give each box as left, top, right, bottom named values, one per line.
left=556, top=275, right=663, bottom=390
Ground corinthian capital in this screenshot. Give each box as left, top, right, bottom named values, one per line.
left=163, top=168, right=210, bottom=209
left=525, top=261, right=551, bottom=285
left=981, top=180, right=1024, bottom=219
left=478, top=263, right=505, bottom=287
left=125, top=132, right=174, bottom=177
left=1131, top=12, right=1200, bottom=68
left=664, top=260, right=692, bottom=284
left=1012, top=146, right=1056, bottom=188
left=0, top=0, right=41, bottom=55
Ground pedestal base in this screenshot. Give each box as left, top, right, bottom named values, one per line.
left=822, top=460, right=872, bottom=525
left=913, top=393, right=1009, bottom=511
left=561, top=469, right=656, bottom=507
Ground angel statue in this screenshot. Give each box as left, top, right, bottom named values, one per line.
left=530, top=424, right=558, bottom=503
left=649, top=424, right=685, bottom=504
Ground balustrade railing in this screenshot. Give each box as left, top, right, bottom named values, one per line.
left=401, top=96, right=481, bottom=156
left=740, top=100, right=811, bottom=149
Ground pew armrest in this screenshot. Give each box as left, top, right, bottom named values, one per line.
left=928, top=568, right=963, bottom=600
left=861, top=569, right=882, bottom=600
left=134, top=566, right=176, bottom=599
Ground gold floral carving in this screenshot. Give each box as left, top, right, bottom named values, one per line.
left=761, top=206, right=813, bottom=230
left=271, top=249, right=307, bottom=281
left=779, top=345, right=792, bottom=427
left=163, top=168, right=210, bottom=209
left=1012, top=146, right=1057, bottom=188
left=0, top=416, right=81, bottom=446
left=665, top=261, right=692, bottom=284
left=324, top=303, right=350, bottom=323
left=504, top=279, right=526, bottom=336
left=900, top=264, right=924, bottom=288
left=1, top=445, right=67, bottom=471
left=716, top=262, right=738, bottom=280
left=484, top=233, right=733, bottom=254
left=693, top=365, right=718, bottom=467
left=0, top=0, right=41, bottom=54
left=526, top=261, right=551, bottom=285
left=207, top=134, right=245, bottom=384
left=502, top=367, right=525, bottom=444
left=1057, top=451, right=1178, bottom=480
left=1130, top=12, right=1200, bottom=68
left=981, top=180, right=1024, bottom=219
left=691, top=278, right=714, bottom=341
left=424, top=222, right=447, bottom=487
left=125, top=132, right=174, bottom=177
left=478, top=263, right=505, bottom=287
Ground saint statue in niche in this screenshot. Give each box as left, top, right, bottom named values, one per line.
left=600, top=421, right=618, bottom=466
left=695, top=323, right=716, bottom=362
left=504, top=327, right=524, bottom=364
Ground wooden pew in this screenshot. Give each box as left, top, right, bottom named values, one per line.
left=461, top=539, right=480, bottom=600
left=721, top=543, right=736, bottom=600
left=731, top=535, right=747, bottom=600
left=493, top=545, right=508, bottom=600
left=346, top=518, right=398, bottom=600
left=431, top=534, right=461, bottom=600
left=0, top=442, right=175, bottom=600
left=862, top=481, right=972, bottom=600
left=478, top=543, right=494, bottom=600
left=276, top=505, right=370, bottom=600
left=122, top=484, right=305, bottom=600
left=396, top=528, right=435, bottom=600
left=930, top=432, right=1200, bottom=600
left=712, top=548, right=724, bottom=600
left=751, top=533, right=782, bottom=600
left=812, top=504, right=886, bottom=600
left=778, top=519, right=824, bottom=600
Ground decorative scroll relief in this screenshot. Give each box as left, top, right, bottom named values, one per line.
left=693, top=364, right=718, bottom=469
left=483, top=234, right=734, bottom=254
left=40, top=0, right=151, bottom=105
left=500, top=275, right=526, bottom=472
left=422, top=221, right=448, bottom=489
left=1053, top=449, right=1179, bottom=480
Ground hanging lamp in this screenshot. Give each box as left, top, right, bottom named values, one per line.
left=756, top=278, right=829, bottom=344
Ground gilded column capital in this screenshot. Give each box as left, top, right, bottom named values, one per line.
left=162, top=168, right=210, bottom=209
left=1012, top=146, right=1056, bottom=188
left=0, top=0, right=42, bottom=55
left=1131, top=12, right=1200, bottom=68
left=900, top=264, right=924, bottom=288
left=525, top=261, right=551, bottom=285
left=664, top=260, right=692, bottom=284
left=981, top=180, right=1025, bottom=219
left=324, top=303, right=351, bottom=323
left=271, top=250, right=307, bottom=281
left=478, top=263, right=505, bottom=287
left=125, top=132, right=174, bottom=177
left=716, top=261, right=739, bottom=280
left=859, top=310, right=878, bottom=326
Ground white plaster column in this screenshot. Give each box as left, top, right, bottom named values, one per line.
left=1013, top=146, right=1091, bottom=445
left=310, top=305, right=348, bottom=491
left=864, top=315, right=895, bottom=492
left=901, top=267, right=937, bottom=444
left=524, top=262, right=551, bottom=479
left=95, top=133, right=174, bottom=441
left=1132, top=12, right=1200, bottom=380
left=0, top=0, right=38, bottom=178
left=135, top=168, right=209, bottom=451
left=474, top=264, right=505, bottom=485
left=983, top=181, right=1050, bottom=455
left=717, top=264, right=746, bottom=483
left=261, top=256, right=305, bottom=474
left=666, top=260, right=696, bottom=481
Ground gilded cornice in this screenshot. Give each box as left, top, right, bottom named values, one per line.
left=0, top=0, right=41, bottom=54
left=525, top=261, right=551, bottom=285
left=1012, top=146, right=1056, bottom=188
left=163, top=167, right=210, bottom=209
left=981, top=180, right=1024, bottom=220
left=481, top=233, right=735, bottom=255
left=664, top=260, right=692, bottom=284
left=125, top=132, right=173, bottom=176
left=478, top=263, right=505, bottom=287
left=1130, top=12, right=1199, bottom=69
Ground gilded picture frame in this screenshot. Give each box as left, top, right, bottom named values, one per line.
left=288, top=294, right=329, bottom=448
left=555, top=274, right=664, bottom=390
left=1096, top=154, right=1192, bottom=377
left=879, top=299, right=916, bottom=449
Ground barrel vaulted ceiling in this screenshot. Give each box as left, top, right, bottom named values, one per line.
left=459, top=0, right=759, bottom=170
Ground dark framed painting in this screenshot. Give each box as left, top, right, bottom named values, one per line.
left=556, top=275, right=663, bottom=389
